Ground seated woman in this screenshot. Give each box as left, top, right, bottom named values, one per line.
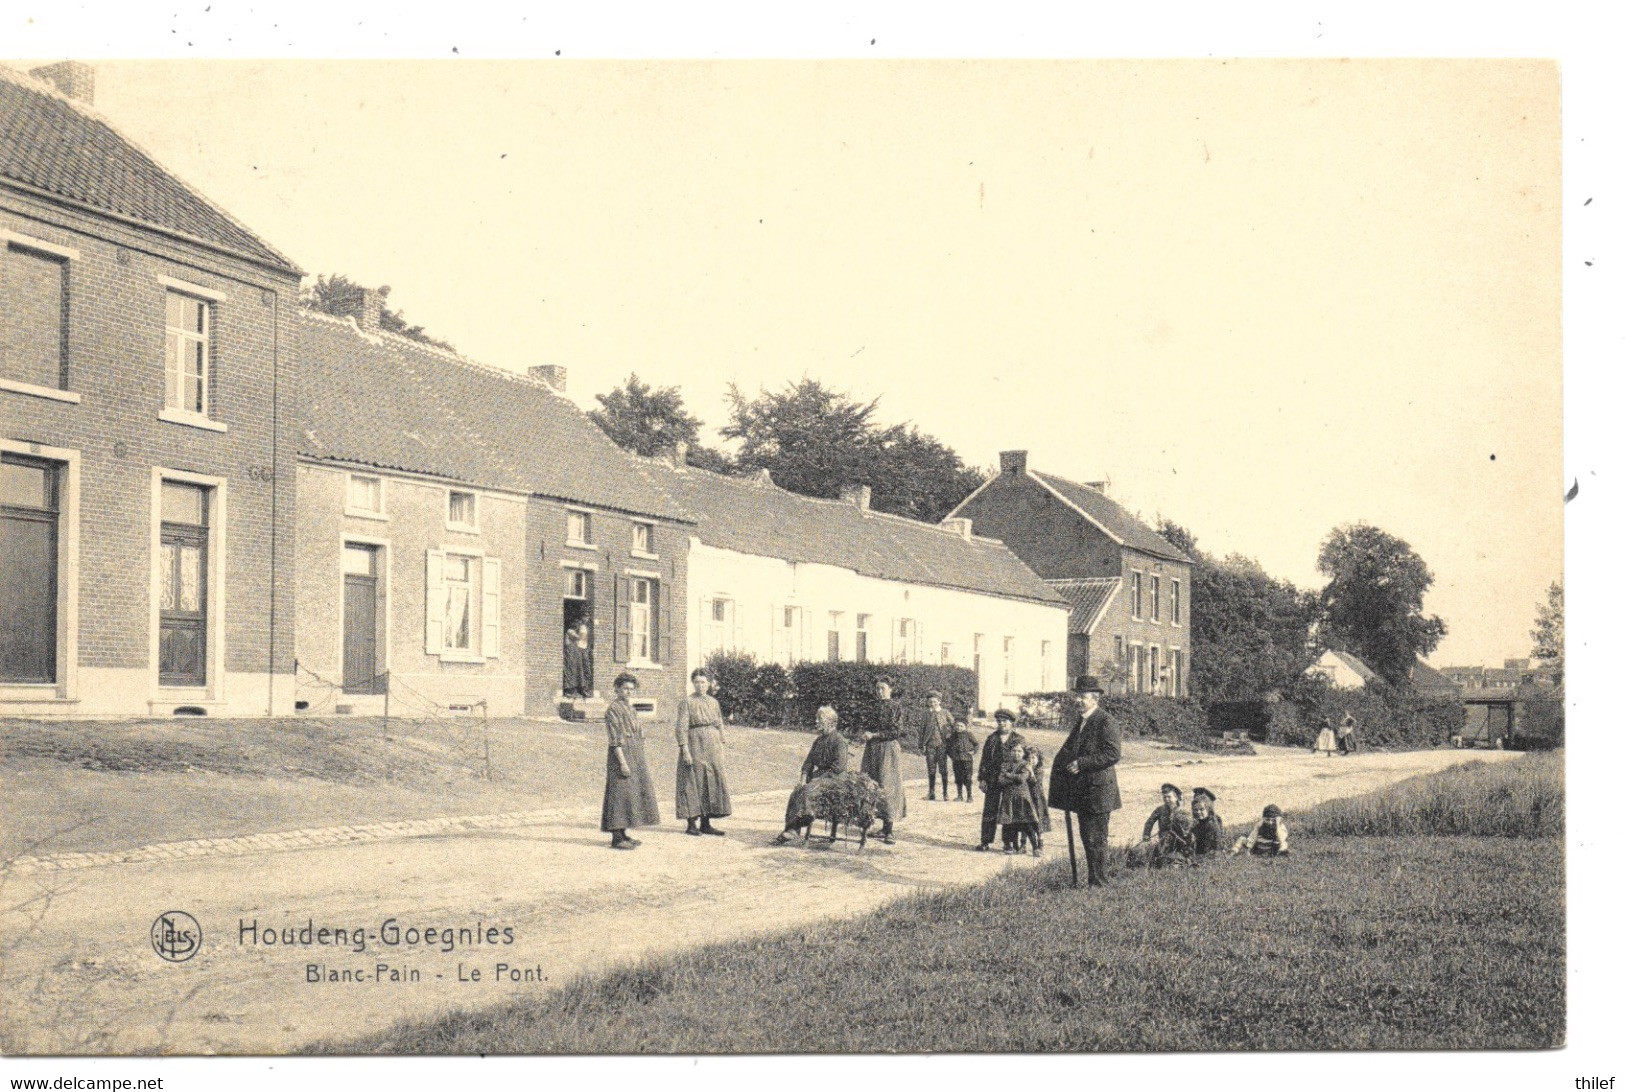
left=774, top=705, right=852, bottom=844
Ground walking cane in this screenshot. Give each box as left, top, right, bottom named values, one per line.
left=1064, top=809, right=1080, bottom=888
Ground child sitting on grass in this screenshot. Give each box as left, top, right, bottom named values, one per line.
left=1130, top=783, right=1195, bottom=868
left=998, top=746, right=1042, bottom=855
left=1190, top=787, right=1225, bottom=857
left=1231, top=803, right=1290, bottom=857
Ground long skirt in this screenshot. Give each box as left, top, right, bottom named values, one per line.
left=601, top=737, right=661, bottom=832
left=784, top=776, right=827, bottom=830
left=1315, top=727, right=1338, bottom=754
left=676, top=724, right=734, bottom=819
left=860, top=739, right=907, bottom=822
left=998, top=784, right=1039, bottom=826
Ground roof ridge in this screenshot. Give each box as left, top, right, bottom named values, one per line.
left=1, top=63, right=302, bottom=274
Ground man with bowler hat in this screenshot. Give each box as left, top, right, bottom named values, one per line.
left=1048, top=675, right=1121, bottom=887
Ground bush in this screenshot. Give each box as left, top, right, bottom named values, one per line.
left=789, top=662, right=976, bottom=749
left=705, top=652, right=795, bottom=727
left=1264, top=701, right=1309, bottom=747
left=1297, top=752, right=1563, bottom=838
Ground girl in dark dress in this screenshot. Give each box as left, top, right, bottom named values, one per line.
left=601, top=672, right=660, bottom=850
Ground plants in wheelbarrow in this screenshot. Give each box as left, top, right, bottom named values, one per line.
left=805, top=771, right=889, bottom=836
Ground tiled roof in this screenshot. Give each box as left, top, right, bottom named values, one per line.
left=1027, top=471, right=1192, bottom=563
left=653, top=465, right=1066, bottom=606
left=1410, top=659, right=1460, bottom=693
left=0, top=66, right=298, bottom=273
left=1048, top=577, right=1121, bottom=634
left=291, top=311, right=689, bottom=521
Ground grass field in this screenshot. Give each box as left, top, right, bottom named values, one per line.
left=322, top=753, right=1565, bottom=1054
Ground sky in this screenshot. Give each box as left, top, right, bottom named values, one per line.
left=56, top=58, right=1557, bottom=667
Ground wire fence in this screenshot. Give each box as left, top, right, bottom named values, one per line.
left=293, top=660, right=494, bottom=780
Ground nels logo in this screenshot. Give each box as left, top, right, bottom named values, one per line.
left=151, top=910, right=202, bottom=963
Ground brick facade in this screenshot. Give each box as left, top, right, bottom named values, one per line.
left=2, top=194, right=301, bottom=716
left=949, top=458, right=1192, bottom=696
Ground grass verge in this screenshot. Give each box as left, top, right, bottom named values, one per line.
left=320, top=756, right=1564, bottom=1054
left=1295, top=751, right=1563, bottom=838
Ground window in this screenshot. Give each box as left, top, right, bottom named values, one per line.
left=1, top=455, right=61, bottom=683
left=941, top=642, right=954, bottom=666
left=894, top=618, right=918, bottom=664
left=773, top=605, right=802, bottom=666
left=631, top=522, right=655, bottom=555
left=164, top=291, right=211, bottom=416
left=566, top=510, right=593, bottom=546
left=1130, top=643, right=1145, bottom=693
left=1041, top=639, right=1052, bottom=690
left=447, top=490, right=477, bottom=530
left=567, top=568, right=591, bottom=599
left=1171, top=579, right=1182, bottom=626
left=425, top=551, right=501, bottom=660
left=856, top=614, right=871, bottom=663
left=1003, top=636, right=1014, bottom=690
left=158, top=480, right=210, bottom=686
left=346, top=474, right=383, bottom=518
left=1131, top=571, right=1144, bottom=620
left=827, top=611, right=844, bottom=663
left=702, top=596, right=734, bottom=655
left=630, top=577, right=657, bottom=662
left=1170, top=649, right=1183, bottom=697
left=2, top=241, right=68, bottom=392
left=713, top=599, right=729, bottom=623
left=1149, top=646, right=1161, bottom=694
left=443, top=555, right=474, bottom=652
left=1151, top=575, right=1161, bottom=623
left=1115, top=635, right=1125, bottom=663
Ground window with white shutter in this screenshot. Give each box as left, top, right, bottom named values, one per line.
left=424, top=549, right=446, bottom=654
left=481, top=556, right=501, bottom=658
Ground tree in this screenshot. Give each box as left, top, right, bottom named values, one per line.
left=589, top=373, right=733, bottom=470
left=1316, top=523, right=1446, bottom=687
left=1529, top=580, right=1563, bottom=686
left=722, top=379, right=983, bottom=523
left=301, top=273, right=455, bottom=351
left=1158, top=520, right=1321, bottom=703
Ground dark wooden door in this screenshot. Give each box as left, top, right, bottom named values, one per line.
left=158, top=524, right=207, bottom=686
left=343, top=574, right=379, bottom=693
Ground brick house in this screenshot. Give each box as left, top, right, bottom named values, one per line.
left=657, top=458, right=1069, bottom=716
left=944, top=450, right=1194, bottom=696
left=291, top=301, right=693, bottom=719
left=2, top=64, right=303, bottom=716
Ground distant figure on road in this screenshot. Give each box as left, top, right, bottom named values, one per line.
left=1190, top=787, right=1225, bottom=856
left=1232, top=804, right=1290, bottom=858
left=601, top=672, right=660, bottom=850
left=946, top=719, right=980, bottom=802
left=975, top=708, right=1025, bottom=851
left=562, top=623, right=592, bottom=699
left=1337, top=713, right=1359, bottom=755
left=1048, top=675, right=1122, bottom=888
left=675, top=668, right=732, bottom=837
left=1315, top=716, right=1339, bottom=756
left=774, top=705, right=851, bottom=844
left=860, top=677, right=908, bottom=844
left=919, top=690, right=955, bottom=801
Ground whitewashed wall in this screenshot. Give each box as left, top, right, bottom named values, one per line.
left=686, top=540, right=1069, bottom=713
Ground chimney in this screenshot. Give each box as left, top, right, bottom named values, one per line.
left=1083, top=479, right=1110, bottom=495
left=941, top=517, right=973, bottom=540
left=29, top=61, right=95, bottom=105
left=529, top=364, right=567, bottom=392
left=839, top=484, right=872, bottom=511
left=331, top=283, right=382, bottom=330
left=754, top=468, right=773, bottom=486
left=999, top=450, right=1028, bottom=476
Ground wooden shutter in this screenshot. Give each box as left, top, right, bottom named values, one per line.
left=424, top=549, right=446, bottom=654
left=658, top=579, right=673, bottom=664
left=613, top=574, right=632, bottom=663
left=481, top=556, right=502, bottom=659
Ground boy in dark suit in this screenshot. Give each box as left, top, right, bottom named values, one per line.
left=946, top=719, right=979, bottom=802
left=975, top=709, right=1025, bottom=850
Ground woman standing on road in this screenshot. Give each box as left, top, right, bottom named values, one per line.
left=602, top=672, right=660, bottom=850
left=675, top=668, right=733, bottom=837
left=861, top=676, right=908, bottom=844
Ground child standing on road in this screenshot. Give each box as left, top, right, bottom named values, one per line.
left=1232, top=804, right=1290, bottom=857
left=947, top=719, right=979, bottom=802
left=1023, top=746, right=1051, bottom=855
left=998, top=747, right=1041, bottom=855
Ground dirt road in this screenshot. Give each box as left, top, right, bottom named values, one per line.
left=0, top=744, right=1518, bottom=1054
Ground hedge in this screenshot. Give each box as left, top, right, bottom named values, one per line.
left=705, top=652, right=795, bottom=727
left=1278, top=676, right=1466, bottom=750
left=1018, top=691, right=1214, bottom=751
left=791, top=662, right=977, bottom=750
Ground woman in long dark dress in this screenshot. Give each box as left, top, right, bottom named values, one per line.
left=675, top=668, right=733, bottom=836
left=562, top=623, right=592, bottom=699
left=860, top=676, right=907, bottom=844
left=773, top=705, right=851, bottom=843
left=601, top=672, right=660, bottom=850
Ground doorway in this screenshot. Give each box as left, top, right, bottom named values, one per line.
left=342, top=543, right=382, bottom=694
left=562, top=567, right=595, bottom=697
